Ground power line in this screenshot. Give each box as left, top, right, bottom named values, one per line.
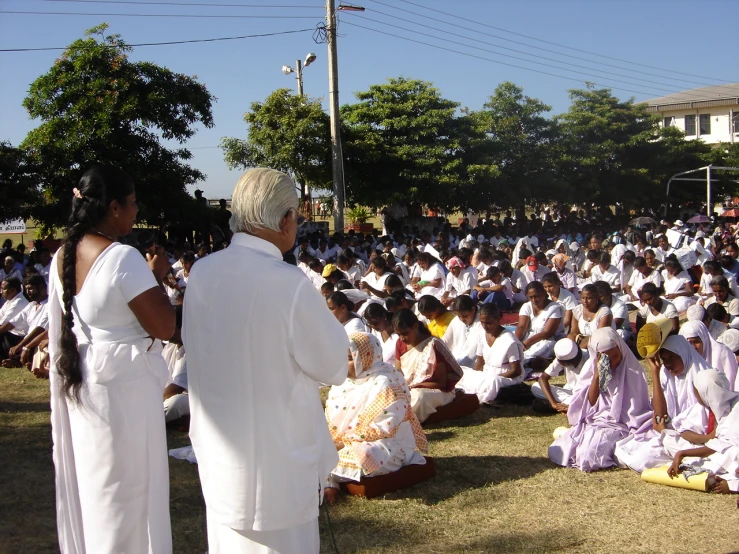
left=355, top=8, right=723, bottom=95
left=0, top=10, right=319, bottom=19
left=341, top=20, right=690, bottom=99
left=391, top=0, right=735, bottom=85
left=40, top=0, right=322, bottom=7
left=0, top=28, right=314, bottom=52
left=350, top=14, right=687, bottom=96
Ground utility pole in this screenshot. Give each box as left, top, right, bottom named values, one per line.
left=294, top=59, right=303, bottom=96
left=326, top=0, right=344, bottom=233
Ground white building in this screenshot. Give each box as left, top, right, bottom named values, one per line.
left=645, top=83, right=739, bottom=144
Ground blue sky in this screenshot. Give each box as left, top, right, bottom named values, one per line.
left=1, top=0, right=737, bottom=198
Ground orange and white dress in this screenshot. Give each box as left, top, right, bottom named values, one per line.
left=326, top=332, right=428, bottom=483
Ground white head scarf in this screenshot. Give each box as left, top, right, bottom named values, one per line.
left=610, top=244, right=627, bottom=267
left=659, top=335, right=710, bottom=426
left=679, top=320, right=738, bottom=387
left=718, top=329, right=739, bottom=354
left=693, top=368, right=739, bottom=419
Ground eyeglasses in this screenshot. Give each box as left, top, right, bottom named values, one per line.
left=288, top=208, right=307, bottom=228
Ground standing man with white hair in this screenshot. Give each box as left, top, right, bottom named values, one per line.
left=184, top=168, right=349, bottom=553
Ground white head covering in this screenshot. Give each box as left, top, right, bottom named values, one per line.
left=610, top=244, right=627, bottom=267
left=659, top=335, right=710, bottom=427
left=686, top=304, right=706, bottom=322
left=679, top=320, right=738, bottom=387
left=693, top=368, right=739, bottom=419
left=554, top=338, right=579, bottom=361
left=718, top=329, right=739, bottom=354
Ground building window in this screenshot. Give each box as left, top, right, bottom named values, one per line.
left=699, top=114, right=711, bottom=135
left=663, top=116, right=674, bottom=127
left=685, top=114, right=696, bottom=135
left=733, top=112, right=739, bottom=134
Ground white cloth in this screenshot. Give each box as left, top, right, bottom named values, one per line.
left=699, top=271, right=739, bottom=298
left=572, top=305, right=612, bottom=338
left=9, top=298, right=48, bottom=336
left=531, top=351, right=589, bottom=405
left=549, top=287, right=577, bottom=313
left=458, top=329, right=524, bottom=403
left=416, top=263, right=445, bottom=299
left=0, top=293, right=28, bottom=328
left=442, top=317, right=483, bottom=366
left=445, top=267, right=477, bottom=298
left=663, top=271, right=696, bottom=312
left=184, top=233, right=349, bottom=534
left=679, top=320, right=738, bottom=390
left=344, top=315, right=371, bottom=335
left=627, top=269, right=662, bottom=299
left=206, top=511, right=319, bottom=554
left=361, top=271, right=391, bottom=299
left=48, top=243, right=172, bottom=554
left=590, top=264, right=621, bottom=290
left=637, top=299, right=678, bottom=323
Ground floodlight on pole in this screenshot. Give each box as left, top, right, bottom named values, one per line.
left=281, top=53, right=317, bottom=96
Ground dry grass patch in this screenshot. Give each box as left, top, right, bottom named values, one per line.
left=2, top=367, right=738, bottom=554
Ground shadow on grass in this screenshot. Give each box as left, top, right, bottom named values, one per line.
left=381, top=454, right=553, bottom=505
left=319, top=510, right=420, bottom=553
left=425, top=430, right=456, bottom=442
left=0, top=400, right=51, bottom=413
left=459, top=527, right=586, bottom=553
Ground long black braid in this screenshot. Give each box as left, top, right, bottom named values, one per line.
left=58, top=165, right=134, bottom=401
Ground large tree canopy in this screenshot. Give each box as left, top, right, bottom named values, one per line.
left=21, top=24, right=214, bottom=230
left=220, top=88, right=331, bottom=198
left=342, top=77, right=485, bottom=210
left=0, top=142, right=40, bottom=224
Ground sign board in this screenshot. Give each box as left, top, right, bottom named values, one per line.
left=0, top=219, right=26, bottom=234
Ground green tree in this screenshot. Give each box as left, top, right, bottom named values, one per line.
left=221, top=88, right=331, bottom=199
left=557, top=86, right=713, bottom=211
left=21, top=24, right=214, bottom=231
left=0, top=142, right=41, bottom=223
left=342, top=77, right=486, bottom=210
left=474, top=82, right=562, bottom=215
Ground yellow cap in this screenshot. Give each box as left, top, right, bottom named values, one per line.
left=636, top=318, right=673, bottom=358
left=322, top=263, right=337, bottom=277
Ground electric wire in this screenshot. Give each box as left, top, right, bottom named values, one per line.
left=0, top=28, right=315, bottom=52
left=40, top=0, right=322, bottom=7
left=341, top=20, right=697, bottom=99
left=393, top=0, right=735, bottom=85
left=0, top=10, right=319, bottom=19
left=350, top=13, right=688, bottom=96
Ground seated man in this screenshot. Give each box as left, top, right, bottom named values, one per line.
left=0, top=277, right=28, bottom=357
left=440, top=256, right=477, bottom=307
left=162, top=307, right=189, bottom=423
left=532, top=338, right=589, bottom=413
left=0, top=275, right=48, bottom=366
left=324, top=332, right=428, bottom=504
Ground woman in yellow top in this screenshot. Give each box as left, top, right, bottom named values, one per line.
left=418, top=294, right=457, bottom=338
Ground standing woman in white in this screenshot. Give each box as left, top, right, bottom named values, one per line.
left=48, top=166, right=176, bottom=553
left=184, top=168, right=349, bottom=554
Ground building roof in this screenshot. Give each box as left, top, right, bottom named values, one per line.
left=644, top=83, right=739, bottom=112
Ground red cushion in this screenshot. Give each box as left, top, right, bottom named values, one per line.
left=423, top=390, right=479, bottom=424
left=341, top=457, right=436, bottom=499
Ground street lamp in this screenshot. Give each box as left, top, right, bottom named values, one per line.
left=281, top=52, right=317, bottom=96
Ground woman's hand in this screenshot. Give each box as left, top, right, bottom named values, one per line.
left=147, top=246, right=171, bottom=282
left=668, top=453, right=684, bottom=478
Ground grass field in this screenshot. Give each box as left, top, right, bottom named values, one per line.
left=2, top=366, right=738, bottom=554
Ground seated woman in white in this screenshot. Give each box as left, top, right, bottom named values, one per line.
left=590, top=252, right=622, bottom=293
left=324, top=332, right=428, bottom=504
left=363, top=302, right=399, bottom=365
left=360, top=255, right=393, bottom=300
left=662, top=257, right=696, bottom=313
left=443, top=295, right=483, bottom=366
left=542, top=271, right=576, bottom=333
left=458, top=304, right=525, bottom=404
left=635, top=283, right=679, bottom=335
left=704, top=275, right=739, bottom=325
left=615, top=334, right=710, bottom=473
left=668, top=369, right=739, bottom=495
left=327, top=291, right=371, bottom=335
left=568, top=284, right=612, bottom=351
left=594, top=281, right=633, bottom=342
left=410, top=252, right=446, bottom=300
left=625, top=256, right=662, bottom=302
left=699, top=261, right=739, bottom=299
left=393, top=308, right=463, bottom=423
left=679, top=320, right=738, bottom=390
left=551, top=253, right=577, bottom=292
left=515, top=281, right=565, bottom=367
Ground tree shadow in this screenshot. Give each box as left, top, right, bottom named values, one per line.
left=458, top=527, right=587, bottom=553
left=381, top=454, right=553, bottom=505
left=0, top=400, right=51, bottom=413
left=424, top=430, right=456, bottom=442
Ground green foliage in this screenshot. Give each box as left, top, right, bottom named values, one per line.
left=345, top=205, right=372, bottom=224
left=21, top=24, right=215, bottom=230
left=0, top=142, right=40, bottom=223
left=474, top=82, right=561, bottom=209
left=220, top=88, right=331, bottom=196
left=342, top=77, right=489, bottom=210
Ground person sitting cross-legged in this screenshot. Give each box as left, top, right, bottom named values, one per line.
left=323, top=332, right=428, bottom=504
left=532, top=338, right=589, bottom=414
left=0, top=275, right=49, bottom=367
